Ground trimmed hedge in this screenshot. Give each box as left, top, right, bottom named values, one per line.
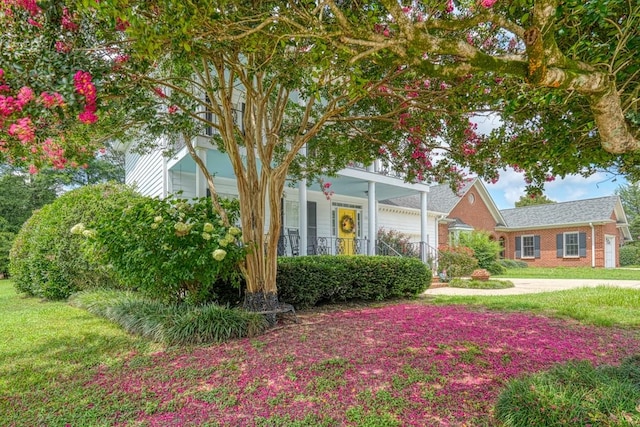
left=276, top=255, right=431, bottom=309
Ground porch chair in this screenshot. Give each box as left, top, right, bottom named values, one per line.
left=287, top=228, right=300, bottom=256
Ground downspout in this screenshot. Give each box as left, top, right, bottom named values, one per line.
left=589, top=222, right=595, bottom=268
left=434, top=215, right=446, bottom=273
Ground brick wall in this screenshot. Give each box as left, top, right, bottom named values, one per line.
left=438, top=188, right=499, bottom=246
left=436, top=186, right=623, bottom=268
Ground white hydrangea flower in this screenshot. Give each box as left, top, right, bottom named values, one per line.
left=212, top=249, right=227, bottom=261
left=70, top=223, right=86, bottom=235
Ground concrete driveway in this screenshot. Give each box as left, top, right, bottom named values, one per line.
left=423, top=277, right=640, bottom=296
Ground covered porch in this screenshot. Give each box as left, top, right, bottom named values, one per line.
left=165, top=141, right=436, bottom=264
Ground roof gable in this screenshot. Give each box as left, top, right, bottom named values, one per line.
left=380, top=178, right=505, bottom=224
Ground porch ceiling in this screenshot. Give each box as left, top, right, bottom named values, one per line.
left=168, top=149, right=427, bottom=201
left=311, top=174, right=426, bottom=200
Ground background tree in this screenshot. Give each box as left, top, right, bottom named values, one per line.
left=515, top=193, right=556, bottom=207
left=1, top=1, right=639, bottom=309
left=616, top=182, right=640, bottom=242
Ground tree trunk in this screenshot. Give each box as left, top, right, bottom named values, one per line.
left=237, top=168, right=286, bottom=318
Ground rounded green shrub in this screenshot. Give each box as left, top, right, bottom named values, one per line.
left=0, top=217, right=14, bottom=278
left=458, top=231, right=503, bottom=273
left=85, top=194, right=246, bottom=305
left=620, top=243, right=640, bottom=266
left=277, top=255, right=431, bottom=309
left=437, top=245, right=478, bottom=278
left=9, top=182, right=140, bottom=299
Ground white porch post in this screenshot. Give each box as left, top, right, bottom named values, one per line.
left=298, top=145, right=308, bottom=255
left=367, top=163, right=377, bottom=255
left=420, top=191, right=428, bottom=263
left=195, top=147, right=207, bottom=198
left=298, top=180, right=308, bottom=256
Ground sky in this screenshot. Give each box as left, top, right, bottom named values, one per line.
left=470, top=114, right=626, bottom=210
left=483, top=169, right=625, bottom=210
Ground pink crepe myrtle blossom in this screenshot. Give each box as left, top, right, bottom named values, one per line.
left=480, top=0, right=497, bottom=7
left=61, top=7, right=78, bottom=31
left=28, top=164, right=38, bottom=174
left=115, top=17, right=129, bottom=31
left=74, top=70, right=97, bottom=104
left=0, top=96, right=17, bottom=116
left=168, top=105, right=178, bottom=114
left=40, top=91, right=65, bottom=108
left=55, top=40, right=72, bottom=53
left=8, top=0, right=42, bottom=16
left=446, top=0, right=454, bottom=13
left=27, top=17, right=41, bottom=27
left=78, top=108, right=98, bottom=124
left=8, top=117, right=35, bottom=143
left=16, top=86, right=34, bottom=108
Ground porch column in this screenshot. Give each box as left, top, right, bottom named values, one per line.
left=194, top=147, right=207, bottom=198
left=420, top=191, right=428, bottom=263
left=367, top=164, right=377, bottom=255
left=298, top=146, right=308, bottom=255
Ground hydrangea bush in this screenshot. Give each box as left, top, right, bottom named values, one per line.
left=82, top=194, right=245, bottom=305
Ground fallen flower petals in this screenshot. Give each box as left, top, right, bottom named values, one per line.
left=84, top=303, right=640, bottom=426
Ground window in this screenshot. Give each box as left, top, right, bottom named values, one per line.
left=522, top=235, right=535, bottom=258
left=284, top=200, right=299, bottom=231
left=515, top=235, right=540, bottom=259
left=564, top=232, right=579, bottom=257
left=556, top=232, right=586, bottom=258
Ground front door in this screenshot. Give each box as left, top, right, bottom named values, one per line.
left=605, top=235, right=616, bottom=268
left=337, top=207, right=357, bottom=255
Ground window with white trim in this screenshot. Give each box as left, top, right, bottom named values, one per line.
left=522, top=235, right=535, bottom=258
left=563, top=232, right=579, bottom=257
left=284, top=200, right=299, bottom=232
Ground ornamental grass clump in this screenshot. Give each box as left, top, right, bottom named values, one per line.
left=81, top=194, right=246, bottom=305
left=70, top=289, right=267, bottom=345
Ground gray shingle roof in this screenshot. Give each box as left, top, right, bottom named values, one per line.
left=380, top=180, right=475, bottom=213
left=499, top=196, right=620, bottom=228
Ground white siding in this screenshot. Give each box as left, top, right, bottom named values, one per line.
left=378, top=206, right=436, bottom=244
left=169, top=171, right=197, bottom=199
left=125, top=149, right=165, bottom=198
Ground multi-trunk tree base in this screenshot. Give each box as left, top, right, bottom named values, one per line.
left=243, top=291, right=298, bottom=326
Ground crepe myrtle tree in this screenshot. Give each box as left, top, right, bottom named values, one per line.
left=1, top=1, right=638, bottom=310
left=323, top=0, right=640, bottom=194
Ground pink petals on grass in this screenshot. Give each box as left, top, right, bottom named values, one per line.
left=89, top=304, right=640, bottom=426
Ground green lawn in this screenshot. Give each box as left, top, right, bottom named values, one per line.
left=497, top=266, right=640, bottom=280
left=2, top=276, right=640, bottom=426
left=0, top=280, right=154, bottom=396
left=430, top=285, right=640, bottom=327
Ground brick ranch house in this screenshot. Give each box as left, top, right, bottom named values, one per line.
left=381, top=178, right=633, bottom=268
